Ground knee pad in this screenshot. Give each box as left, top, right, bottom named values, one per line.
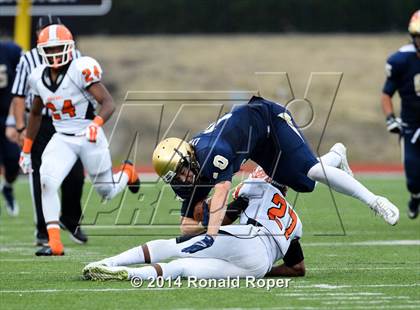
left=40, top=174, right=61, bottom=194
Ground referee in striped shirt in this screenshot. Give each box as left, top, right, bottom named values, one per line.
left=8, top=16, right=87, bottom=247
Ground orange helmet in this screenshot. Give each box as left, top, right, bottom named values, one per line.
left=37, top=24, right=74, bottom=68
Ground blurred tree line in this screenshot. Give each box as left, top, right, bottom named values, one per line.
left=1, top=0, right=419, bottom=36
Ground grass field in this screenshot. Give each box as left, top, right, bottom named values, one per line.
left=1, top=177, right=419, bottom=309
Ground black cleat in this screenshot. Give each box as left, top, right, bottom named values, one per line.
left=408, top=198, right=419, bottom=219
left=59, top=221, right=88, bottom=244
left=2, top=184, right=19, bottom=216
left=122, top=160, right=140, bottom=194
left=35, top=246, right=64, bottom=256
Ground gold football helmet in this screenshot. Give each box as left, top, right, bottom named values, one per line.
left=409, top=10, right=420, bottom=52
left=409, top=10, right=420, bottom=35
left=152, top=137, right=199, bottom=183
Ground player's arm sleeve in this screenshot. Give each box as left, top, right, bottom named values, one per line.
left=11, top=56, right=29, bottom=97
left=382, top=54, right=403, bottom=97
left=76, top=57, right=103, bottom=89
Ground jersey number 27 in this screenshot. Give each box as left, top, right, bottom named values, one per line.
left=267, top=193, right=297, bottom=240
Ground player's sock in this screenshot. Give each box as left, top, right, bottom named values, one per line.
left=102, top=239, right=177, bottom=266
left=307, top=163, right=377, bottom=206
left=102, top=246, right=145, bottom=266
left=128, top=262, right=183, bottom=280
left=318, top=152, right=341, bottom=168
left=47, top=224, right=64, bottom=255
left=40, top=175, right=61, bottom=223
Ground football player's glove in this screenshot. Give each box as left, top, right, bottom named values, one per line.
left=386, top=114, right=402, bottom=134
left=19, top=152, right=33, bottom=174
left=181, top=234, right=214, bottom=254
left=85, top=116, right=104, bottom=143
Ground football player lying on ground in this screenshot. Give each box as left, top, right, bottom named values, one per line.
left=83, top=167, right=305, bottom=280
left=19, top=25, right=140, bottom=256
left=152, top=95, right=399, bottom=255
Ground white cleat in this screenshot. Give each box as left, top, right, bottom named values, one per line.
left=330, top=143, right=354, bottom=177
left=83, top=265, right=129, bottom=281
left=370, top=196, right=400, bottom=226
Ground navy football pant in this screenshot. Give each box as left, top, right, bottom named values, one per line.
left=402, top=128, right=420, bottom=195
left=0, top=125, right=20, bottom=183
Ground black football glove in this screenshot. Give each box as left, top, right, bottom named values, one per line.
left=386, top=113, right=402, bottom=134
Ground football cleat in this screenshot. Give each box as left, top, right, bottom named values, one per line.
left=330, top=143, right=354, bottom=177
left=35, top=246, right=65, bottom=256
left=370, top=196, right=399, bottom=226
left=34, top=231, right=49, bottom=246
left=82, top=261, right=109, bottom=279
left=407, top=198, right=420, bottom=219
left=121, top=160, right=140, bottom=194
left=83, top=265, right=129, bottom=281
left=59, top=221, right=88, bottom=244
left=2, top=184, right=19, bottom=217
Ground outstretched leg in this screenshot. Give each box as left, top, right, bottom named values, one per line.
left=85, top=257, right=254, bottom=281
left=308, top=143, right=399, bottom=225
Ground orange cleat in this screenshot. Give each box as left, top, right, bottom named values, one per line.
left=41, top=227, right=65, bottom=256
left=121, top=160, right=140, bottom=194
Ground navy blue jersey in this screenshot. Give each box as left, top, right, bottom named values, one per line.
left=174, top=96, right=310, bottom=218
left=0, top=42, right=22, bottom=118
left=383, top=44, right=420, bottom=126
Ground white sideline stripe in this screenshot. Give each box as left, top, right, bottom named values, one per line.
left=0, top=288, right=173, bottom=294
left=303, top=240, right=420, bottom=247
left=1, top=283, right=419, bottom=294
left=308, top=266, right=420, bottom=271
left=293, top=283, right=420, bottom=289
left=277, top=292, right=384, bottom=297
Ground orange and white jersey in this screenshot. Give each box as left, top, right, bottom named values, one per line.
left=28, top=56, right=102, bottom=134
left=237, top=177, right=302, bottom=263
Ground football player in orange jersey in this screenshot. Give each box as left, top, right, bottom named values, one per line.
left=19, top=25, right=140, bottom=256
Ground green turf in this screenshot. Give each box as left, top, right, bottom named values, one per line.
left=1, top=177, right=419, bottom=310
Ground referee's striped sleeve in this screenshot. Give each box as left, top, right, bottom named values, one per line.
left=11, top=54, right=29, bottom=97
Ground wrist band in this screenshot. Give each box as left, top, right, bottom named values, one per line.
left=22, top=138, right=33, bottom=153
left=93, top=116, right=104, bottom=126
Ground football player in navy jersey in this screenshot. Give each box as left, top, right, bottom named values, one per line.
left=153, top=96, right=400, bottom=254
left=382, top=10, right=420, bottom=219
left=0, top=41, right=22, bottom=216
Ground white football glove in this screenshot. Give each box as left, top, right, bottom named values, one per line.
left=19, top=152, right=33, bottom=174
left=85, top=116, right=104, bottom=143
left=85, top=122, right=100, bottom=143
left=386, top=114, right=403, bottom=134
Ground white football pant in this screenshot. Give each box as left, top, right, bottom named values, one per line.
left=104, top=225, right=275, bottom=279
left=40, top=129, right=129, bottom=224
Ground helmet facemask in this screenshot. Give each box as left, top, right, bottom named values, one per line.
left=169, top=149, right=200, bottom=186
left=411, top=34, right=420, bottom=53
left=38, top=41, right=74, bottom=68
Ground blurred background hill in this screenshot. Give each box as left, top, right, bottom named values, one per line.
left=1, top=0, right=417, bottom=166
